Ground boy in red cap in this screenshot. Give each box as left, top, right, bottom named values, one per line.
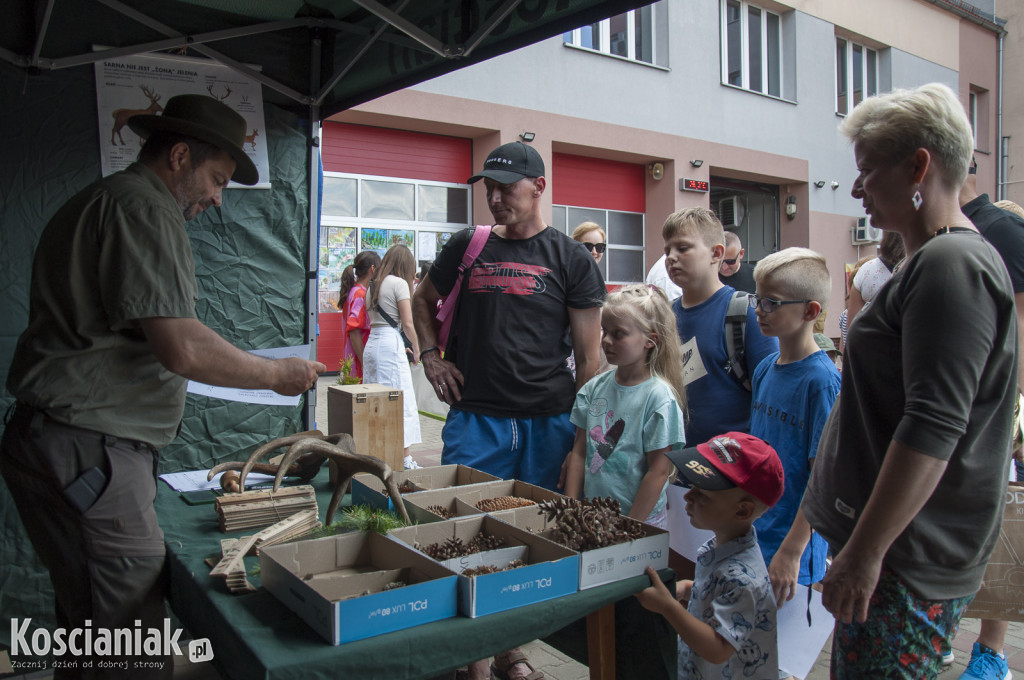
left=636, top=432, right=784, bottom=680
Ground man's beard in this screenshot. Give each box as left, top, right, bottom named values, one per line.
left=172, top=170, right=204, bottom=221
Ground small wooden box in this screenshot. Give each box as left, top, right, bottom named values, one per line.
left=327, top=384, right=404, bottom=474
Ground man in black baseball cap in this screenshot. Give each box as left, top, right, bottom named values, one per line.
left=467, top=140, right=545, bottom=184
left=2, top=93, right=323, bottom=677
left=413, top=138, right=605, bottom=679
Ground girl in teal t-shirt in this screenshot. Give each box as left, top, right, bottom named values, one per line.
left=564, top=285, right=687, bottom=527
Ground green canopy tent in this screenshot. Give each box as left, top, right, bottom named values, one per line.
left=0, top=0, right=653, bottom=650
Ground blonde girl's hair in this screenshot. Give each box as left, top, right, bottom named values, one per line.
left=603, top=284, right=688, bottom=415
left=368, top=244, right=416, bottom=310
left=572, top=221, right=606, bottom=243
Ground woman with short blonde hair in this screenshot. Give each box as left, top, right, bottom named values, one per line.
left=801, top=83, right=1018, bottom=678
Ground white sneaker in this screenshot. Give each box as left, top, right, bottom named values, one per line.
left=404, top=456, right=421, bottom=470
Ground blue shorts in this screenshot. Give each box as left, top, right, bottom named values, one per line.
left=440, top=409, right=574, bottom=491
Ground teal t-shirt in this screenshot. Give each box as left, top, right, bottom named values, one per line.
left=570, top=372, right=686, bottom=518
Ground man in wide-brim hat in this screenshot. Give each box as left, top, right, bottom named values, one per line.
left=1, top=94, right=323, bottom=678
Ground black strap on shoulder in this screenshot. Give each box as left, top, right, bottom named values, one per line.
left=370, top=282, right=413, bottom=351
left=723, top=291, right=752, bottom=391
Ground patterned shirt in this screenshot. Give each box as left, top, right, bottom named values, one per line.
left=680, top=529, right=779, bottom=680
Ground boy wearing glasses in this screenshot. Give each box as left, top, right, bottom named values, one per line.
left=663, top=208, right=778, bottom=448
left=747, top=248, right=840, bottom=616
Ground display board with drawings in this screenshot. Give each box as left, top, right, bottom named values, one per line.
left=93, top=50, right=270, bottom=188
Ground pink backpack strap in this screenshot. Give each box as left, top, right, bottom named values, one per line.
left=436, top=225, right=491, bottom=349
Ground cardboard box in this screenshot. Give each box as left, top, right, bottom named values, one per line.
left=260, top=531, right=457, bottom=644
left=398, top=479, right=565, bottom=523
left=327, top=384, right=404, bottom=474
left=350, top=464, right=501, bottom=514
left=965, top=485, right=1024, bottom=621
left=491, top=505, right=670, bottom=590
left=388, top=515, right=579, bottom=617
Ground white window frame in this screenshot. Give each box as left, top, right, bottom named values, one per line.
left=969, top=91, right=979, bottom=149
left=835, top=36, right=878, bottom=116
left=563, top=6, right=658, bottom=65
left=721, top=0, right=782, bottom=97
left=321, top=171, right=470, bottom=230
left=553, top=204, right=645, bottom=285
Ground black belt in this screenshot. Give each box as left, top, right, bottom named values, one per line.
left=7, top=402, right=158, bottom=454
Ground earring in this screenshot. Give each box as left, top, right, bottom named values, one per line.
left=911, top=185, right=923, bottom=211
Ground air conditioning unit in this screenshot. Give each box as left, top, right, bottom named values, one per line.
left=852, top=216, right=883, bottom=245
left=718, top=196, right=745, bottom=228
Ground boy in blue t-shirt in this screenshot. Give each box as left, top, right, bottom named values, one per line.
left=748, top=248, right=840, bottom=604
left=662, top=208, right=778, bottom=447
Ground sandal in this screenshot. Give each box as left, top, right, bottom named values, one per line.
left=489, top=650, right=546, bottom=680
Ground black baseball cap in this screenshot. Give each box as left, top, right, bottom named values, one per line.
left=467, top=141, right=545, bottom=184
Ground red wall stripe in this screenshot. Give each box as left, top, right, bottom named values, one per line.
left=551, top=153, right=646, bottom=213
left=321, top=122, right=472, bottom=183
left=319, top=312, right=345, bottom=373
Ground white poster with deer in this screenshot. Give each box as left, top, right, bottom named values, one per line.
left=94, top=51, right=270, bottom=188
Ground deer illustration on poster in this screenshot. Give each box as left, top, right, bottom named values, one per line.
left=244, top=128, right=258, bottom=151
left=207, top=84, right=232, bottom=101
left=110, top=85, right=162, bottom=146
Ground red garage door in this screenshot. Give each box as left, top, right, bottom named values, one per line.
left=551, top=153, right=645, bottom=212
left=318, top=123, right=471, bottom=371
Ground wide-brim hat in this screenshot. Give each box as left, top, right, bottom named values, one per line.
left=468, top=141, right=545, bottom=184
left=128, top=94, right=259, bottom=185
left=666, top=432, right=784, bottom=507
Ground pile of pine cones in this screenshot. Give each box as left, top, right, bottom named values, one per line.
left=427, top=504, right=455, bottom=519
left=462, top=559, right=526, bottom=577
left=418, top=531, right=506, bottom=560
left=381, top=479, right=420, bottom=495
left=536, top=497, right=645, bottom=551
left=476, top=496, right=536, bottom=512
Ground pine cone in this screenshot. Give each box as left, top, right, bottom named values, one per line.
left=428, top=505, right=454, bottom=519
left=466, top=531, right=505, bottom=554
left=476, top=496, right=537, bottom=512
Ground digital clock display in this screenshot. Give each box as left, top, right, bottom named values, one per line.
left=681, top=178, right=710, bottom=192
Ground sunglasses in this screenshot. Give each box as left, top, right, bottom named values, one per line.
left=722, top=258, right=739, bottom=265
left=582, top=242, right=607, bottom=253
left=749, top=295, right=812, bottom=314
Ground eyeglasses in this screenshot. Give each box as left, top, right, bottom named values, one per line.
left=723, top=258, right=739, bottom=265
left=748, top=295, right=812, bottom=314
left=582, top=242, right=607, bottom=253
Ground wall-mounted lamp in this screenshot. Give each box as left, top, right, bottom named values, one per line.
left=830, top=180, right=840, bottom=190
left=519, top=131, right=536, bottom=143
left=649, top=162, right=665, bottom=180
left=785, top=195, right=797, bottom=220
left=813, top=180, right=826, bottom=188
left=690, top=159, right=704, bottom=168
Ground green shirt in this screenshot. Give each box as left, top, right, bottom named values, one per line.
left=7, top=164, right=198, bottom=447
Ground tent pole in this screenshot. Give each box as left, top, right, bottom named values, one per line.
left=306, top=31, right=323, bottom=432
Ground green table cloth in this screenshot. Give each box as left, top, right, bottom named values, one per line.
left=156, top=474, right=674, bottom=680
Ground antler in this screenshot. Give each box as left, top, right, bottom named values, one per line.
left=140, top=84, right=159, bottom=102
left=272, top=436, right=409, bottom=525
left=222, top=431, right=410, bottom=525
left=207, top=453, right=325, bottom=483
left=229, top=431, right=330, bottom=488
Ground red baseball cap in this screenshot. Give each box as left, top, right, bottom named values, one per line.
left=667, top=432, right=785, bottom=507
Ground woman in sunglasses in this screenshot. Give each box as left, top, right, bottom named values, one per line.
left=568, top=222, right=609, bottom=377
left=572, top=221, right=607, bottom=266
